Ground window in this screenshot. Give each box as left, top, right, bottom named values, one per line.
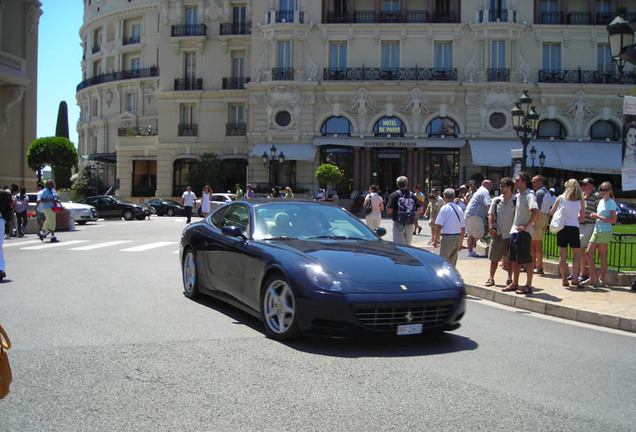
left=93, top=60, right=102, bottom=76
left=229, top=104, right=244, bottom=124
left=93, top=28, right=102, bottom=50
left=542, top=43, right=560, bottom=71
left=280, top=0, right=295, bottom=12
left=595, top=0, right=611, bottom=24
left=329, top=42, right=347, bottom=70
left=426, top=117, right=458, bottom=137
left=91, top=98, right=98, bottom=117
left=172, top=159, right=198, bottom=196
left=540, top=0, right=560, bottom=24
left=382, top=0, right=400, bottom=21
left=126, top=93, right=136, bottom=113
left=278, top=41, right=291, bottom=69
left=434, top=42, right=452, bottom=69
left=381, top=42, right=400, bottom=71
left=275, top=111, right=291, bottom=127
left=131, top=23, right=141, bottom=40
left=537, top=119, right=565, bottom=140
left=591, top=120, right=619, bottom=141
left=597, top=44, right=614, bottom=72
left=130, top=57, right=141, bottom=71
left=186, top=7, right=198, bottom=25
left=321, top=117, right=352, bottom=136
left=232, top=53, right=245, bottom=77
left=491, top=41, right=505, bottom=69
left=221, top=205, right=249, bottom=232
left=374, top=117, right=405, bottom=137
left=233, top=5, right=246, bottom=24
left=180, top=104, right=195, bottom=125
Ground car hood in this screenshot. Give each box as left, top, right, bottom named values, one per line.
left=62, top=202, right=94, bottom=210
left=275, top=239, right=439, bottom=285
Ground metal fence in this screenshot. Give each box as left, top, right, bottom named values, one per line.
left=542, top=232, right=636, bottom=272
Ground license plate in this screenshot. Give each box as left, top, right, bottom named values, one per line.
left=397, top=324, right=423, bottom=336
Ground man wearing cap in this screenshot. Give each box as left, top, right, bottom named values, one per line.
left=549, top=187, right=557, bottom=207
left=578, top=178, right=601, bottom=283
left=531, top=175, right=552, bottom=275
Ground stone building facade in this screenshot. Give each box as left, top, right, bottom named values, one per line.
left=77, top=0, right=636, bottom=198
left=0, top=0, right=41, bottom=190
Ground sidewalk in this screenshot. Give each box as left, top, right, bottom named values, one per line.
left=376, top=218, right=636, bottom=333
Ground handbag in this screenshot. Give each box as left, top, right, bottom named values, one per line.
left=53, top=201, right=63, bottom=213
left=549, top=200, right=565, bottom=233
left=364, top=198, right=373, bottom=215
left=0, top=324, right=12, bottom=399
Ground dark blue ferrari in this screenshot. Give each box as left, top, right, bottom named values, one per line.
left=180, top=200, right=466, bottom=340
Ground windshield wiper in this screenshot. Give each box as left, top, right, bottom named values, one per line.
left=265, top=236, right=295, bottom=240
left=306, top=235, right=360, bottom=240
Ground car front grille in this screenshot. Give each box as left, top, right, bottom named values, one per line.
left=353, top=301, right=455, bottom=330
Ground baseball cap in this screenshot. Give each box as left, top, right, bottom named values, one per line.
left=549, top=187, right=555, bottom=193
left=580, top=177, right=595, bottom=186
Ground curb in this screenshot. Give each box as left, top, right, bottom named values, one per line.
left=465, top=283, right=636, bottom=333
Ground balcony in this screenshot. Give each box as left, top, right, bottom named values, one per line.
left=222, top=77, right=250, bottom=89
left=272, top=67, right=294, bottom=80
left=171, top=24, right=207, bottom=37
left=538, top=69, right=636, bottom=84
left=226, top=123, right=246, bottom=136
left=267, top=10, right=304, bottom=24
left=431, top=11, right=458, bottom=23
left=539, top=11, right=563, bottom=24
left=322, top=66, right=457, bottom=81
left=567, top=11, right=591, bottom=24
left=174, top=78, right=203, bottom=91
left=479, top=8, right=515, bottom=23
left=219, top=22, right=251, bottom=35
left=92, top=45, right=101, bottom=54
left=117, top=126, right=158, bottom=137
left=76, top=66, right=159, bottom=91
left=123, top=35, right=141, bottom=45
left=178, top=123, right=198, bottom=137
left=325, top=10, right=429, bottom=24
left=486, top=68, right=510, bottom=82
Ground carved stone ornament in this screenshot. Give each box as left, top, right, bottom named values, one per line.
left=265, top=86, right=302, bottom=108
left=27, top=0, right=43, bottom=40
left=346, top=88, right=377, bottom=117
left=1, top=86, right=25, bottom=131
left=562, top=90, right=595, bottom=137
left=306, top=53, right=318, bottom=81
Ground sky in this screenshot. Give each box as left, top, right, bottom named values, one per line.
left=36, top=1, right=82, bottom=147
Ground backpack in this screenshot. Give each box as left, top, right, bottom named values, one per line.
left=396, top=190, right=416, bottom=225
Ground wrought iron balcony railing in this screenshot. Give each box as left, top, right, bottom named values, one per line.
left=178, top=123, right=198, bottom=137
left=479, top=8, right=515, bottom=22
left=272, top=67, right=294, bottom=80
left=222, top=77, right=250, bottom=89
left=171, top=24, right=207, bottom=37
left=76, top=66, right=159, bottom=91
left=123, top=35, right=140, bottom=45
left=567, top=11, right=591, bottom=24
left=538, top=69, right=636, bottom=84
left=92, top=45, right=101, bottom=54
left=322, top=66, right=457, bottom=81
left=268, top=10, right=304, bottom=24
left=486, top=68, right=510, bottom=82
left=117, top=127, right=158, bottom=137
left=219, top=22, right=251, bottom=35
left=540, top=11, right=564, bottom=24
left=226, top=123, right=246, bottom=136
left=174, top=78, right=203, bottom=91
left=326, top=10, right=430, bottom=24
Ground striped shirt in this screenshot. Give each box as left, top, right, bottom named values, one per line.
left=582, top=191, right=601, bottom=225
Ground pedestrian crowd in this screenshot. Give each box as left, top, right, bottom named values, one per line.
left=363, top=174, right=623, bottom=294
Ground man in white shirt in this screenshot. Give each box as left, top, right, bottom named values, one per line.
left=181, top=186, right=197, bottom=223
left=434, top=188, right=466, bottom=267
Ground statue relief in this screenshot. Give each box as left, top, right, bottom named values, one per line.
left=347, top=88, right=376, bottom=118
left=563, top=91, right=595, bottom=137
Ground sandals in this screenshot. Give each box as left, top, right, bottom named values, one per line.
left=515, top=285, right=533, bottom=295
left=485, top=279, right=495, bottom=287
left=562, top=280, right=570, bottom=287
left=506, top=279, right=513, bottom=285
left=502, top=283, right=517, bottom=292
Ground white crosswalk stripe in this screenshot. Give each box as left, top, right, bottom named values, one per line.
left=2, top=240, right=41, bottom=248
left=69, top=240, right=133, bottom=251
left=21, top=240, right=89, bottom=250
left=120, top=241, right=177, bottom=252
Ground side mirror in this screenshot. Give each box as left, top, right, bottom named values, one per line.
left=222, top=225, right=247, bottom=239
left=374, top=227, right=387, bottom=237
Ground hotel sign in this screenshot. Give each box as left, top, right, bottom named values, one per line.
left=313, top=137, right=465, bottom=149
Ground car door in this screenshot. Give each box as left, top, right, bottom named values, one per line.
left=202, top=203, right=250, bottom=302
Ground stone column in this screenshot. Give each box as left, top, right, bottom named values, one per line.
left=406, top=148, right=413, bottom=186
left=353, top=147, right=360, bottom=192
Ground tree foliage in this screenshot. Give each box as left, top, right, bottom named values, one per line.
left=187, top=153, right=222, bottom=192
left=315, top=163, right=343, bottom=197
left=54, top=101, right=73, bottom=188
left=27, top=137, right=78, bottom=182
left=71, top=168, right=106, bottom=200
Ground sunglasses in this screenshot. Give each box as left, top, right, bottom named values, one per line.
left=599, top=188, right=610, bottom=192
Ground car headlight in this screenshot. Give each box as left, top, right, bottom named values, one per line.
left=305, top=264, right=342, bottom=292
left=436, top=261, right=463, bottom=288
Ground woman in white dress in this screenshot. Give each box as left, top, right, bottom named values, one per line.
left=201, top=185, right=212, bottom=217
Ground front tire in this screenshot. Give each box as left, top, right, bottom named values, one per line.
left=261, top=275, right=300, bottom=340
left=166, top=208, right=175, bottom=217
left=182, top=249, right=199, bottom=299
left=123, top=210, right=134, bottom=221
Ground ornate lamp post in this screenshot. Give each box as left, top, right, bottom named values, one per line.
left=539, top=151, right=546, bottom=174
left=262, top=144, right=285, bottom=189
left=511, top=90, right=539, bottom=171
left=607, top=15, right=635, bottom=76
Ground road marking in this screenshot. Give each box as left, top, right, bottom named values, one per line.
left=2, top=240, right=41, bottom=247
left=21, top=240, right=89, bottom=250
left=69, top=240, right=133, bottom=251
left=120, top=241, right=177, bottom=252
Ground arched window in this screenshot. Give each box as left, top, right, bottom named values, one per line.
left=537, top=119, right=566, bottom=140
left=590, top=120, right=619, bottom=141
left=426, top=117, right=458, bottom=137
left=374, top=116, right=405, bottom=137
left=321, top=116, right=352, bottom=136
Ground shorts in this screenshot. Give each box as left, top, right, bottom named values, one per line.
left=508, top=231, right=532, bottom=265
left=557, top=225, right=581, bottom=249
left=466, top=215, right=485, bottom=238
left=579, top=223, right=594, bottom=248
left=532, top=213, right=548, bottom=241
left=488, top=234, right=510, bottom=262
left=429, top=212, right=438, bottom=227
left=589, top=230, right=613, bottom=245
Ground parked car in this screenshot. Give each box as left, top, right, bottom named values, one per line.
left=26, top=193, right=98, bottom=225
left=197, top=193, right=236, bottom=217
left=616, top=201, right=636, bottom=225
left=80, top=195, right=152, bottom=221
left=144, top=199, right=185, bottom=216
left=180, top=200, right=465, bottom=340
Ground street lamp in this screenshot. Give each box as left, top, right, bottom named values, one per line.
left=261, top=144, right=285, bottom=189
left=529, top=146, right=537, bottom=167
left=607, top=15, right=636, bottom=76
left=511, top=90, right=539, bottom=171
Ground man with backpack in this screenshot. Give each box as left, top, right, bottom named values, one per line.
left=386, top=176, right=423, bottom=246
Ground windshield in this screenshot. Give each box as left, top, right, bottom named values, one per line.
left=112, top=196, right=133, bottom=204
left=252, top=202, right=377, bottom=241
left=163, top=199, right=180, bottom=205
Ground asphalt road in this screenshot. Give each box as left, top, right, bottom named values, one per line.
left=0, top=216, right=635, bottom=431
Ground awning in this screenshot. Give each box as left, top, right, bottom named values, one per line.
left=84, top=152, right=117, bottom=163
left=250, top=144, right=317, bottom=162
left=313, top=137, right=466, bottom=148
left=469, top=141, right=622, bottom=174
